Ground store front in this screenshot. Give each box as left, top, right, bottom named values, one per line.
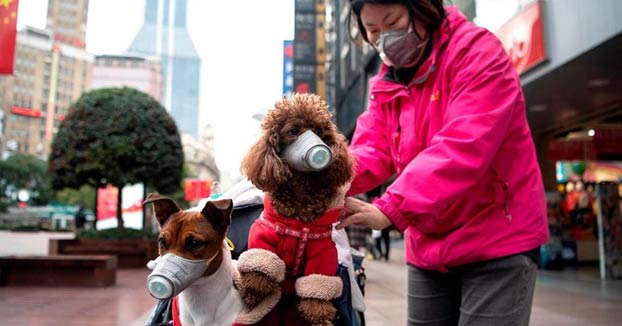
left=543, top=159, right=622, bottom=279
left=527, top=36, right=622, bottom=279
left=492, top=0, right=622, bottom=279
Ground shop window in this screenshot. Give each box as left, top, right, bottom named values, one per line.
left=544, top=161, right=622, bottom=278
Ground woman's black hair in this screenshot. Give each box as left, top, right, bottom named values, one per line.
left=347, top=0, right=446, bottom=46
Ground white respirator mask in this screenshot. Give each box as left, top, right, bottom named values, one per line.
left=146, top=250, right=220, bottom=300
left=282, top=130, right=333, bottom=172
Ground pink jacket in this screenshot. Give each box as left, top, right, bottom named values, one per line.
left=348, top=7, right=549, bottom=272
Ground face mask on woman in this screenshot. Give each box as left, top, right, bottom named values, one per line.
left=374, top=25, right=428, bottom=69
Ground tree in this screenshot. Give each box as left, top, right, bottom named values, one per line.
left=0, top=154, right=52, bottom=211
left=48, top=87, right=184, bottom=229
left=54, top=185, right=96, bottom=210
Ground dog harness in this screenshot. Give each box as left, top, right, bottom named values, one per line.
left=257, top=215, right=333, bottom=276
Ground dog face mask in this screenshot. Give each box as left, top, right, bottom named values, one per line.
left=282, top=130, right=333, bottom=172
left=374, top=25, right=428, bottom=69
left=147, top=251, right=219, bottom=300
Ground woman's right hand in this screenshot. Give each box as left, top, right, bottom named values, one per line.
left=336, top=196, right=392, bottom=230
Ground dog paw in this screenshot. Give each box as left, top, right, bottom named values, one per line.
left=297, top=298, right=337, bottom=326
left=237, top=248, right=286, bottom=283
left=238, top=271, right=278, bottom=309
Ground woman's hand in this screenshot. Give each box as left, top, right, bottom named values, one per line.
left=336, top=196, right=392, bottom=230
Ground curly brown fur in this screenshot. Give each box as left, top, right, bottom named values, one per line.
left=241, top=93, right=355, bottom=223
left=237, top=271, right=279, bottom=309
left=297, top=298, right=337, bottom=326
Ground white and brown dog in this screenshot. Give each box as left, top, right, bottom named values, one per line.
left=144, top=193, right=243, bottom=326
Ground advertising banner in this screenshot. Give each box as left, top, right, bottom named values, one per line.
left=96, top=183, right=144, bottom=230
left=294, top=11, right=317, bottom=64
left=495, top=0, right=546, bottom=75
left=283, top=40, right=294, bottom=95
left=293, top=0, right=327, bottom=99
left=184, top=179, right=212, bottom=201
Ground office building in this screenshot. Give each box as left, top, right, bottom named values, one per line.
left=127, top=0, right=201, bottom=139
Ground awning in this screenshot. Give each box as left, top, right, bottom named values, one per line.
left=547, top=125, right=622, bottom=161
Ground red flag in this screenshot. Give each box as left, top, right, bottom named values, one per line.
left=0, top=0, right=19, bottom=74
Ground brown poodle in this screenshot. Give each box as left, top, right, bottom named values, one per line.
left=235, top=93, right=355, bottom=326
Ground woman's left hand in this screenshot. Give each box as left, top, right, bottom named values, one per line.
left=336, top=196, right=392, bottom=230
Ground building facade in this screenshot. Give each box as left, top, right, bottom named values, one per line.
left=46, top=0, right=89, bottom=48
left=0, top=26, right=93, bottom=160
left=181, top=126, right=220, bottom=183
left=0, top=0, right=93, bottom=159
left=127, top=0, right=201, bottom=139
left=92, top=54, right=164, bottom=101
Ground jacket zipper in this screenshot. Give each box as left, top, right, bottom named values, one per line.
left=501, top=181, right=512, bottom=221
left=394, top=101, right=402, bottom=174
left=490, top=167, right=512, bottom=221
left=395, top=86, right=411, bottom=175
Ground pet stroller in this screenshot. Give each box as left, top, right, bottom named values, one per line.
left=146, top=179, right=366, bottom=326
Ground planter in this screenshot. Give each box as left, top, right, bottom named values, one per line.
left=49, top=238, right=158, bottom=268
left=0, top=255, right=117, bottom=287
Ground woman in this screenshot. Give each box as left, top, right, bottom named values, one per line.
left=336, top=1, right=549, bottom=325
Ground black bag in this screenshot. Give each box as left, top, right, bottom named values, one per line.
left=228, top=203, right=264, bottom=259
left=145, top=297, right=173, bottom=326
left=333, top=263, right=353, bottom=326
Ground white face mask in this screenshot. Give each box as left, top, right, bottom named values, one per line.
left=147, top=250, right=220, bottom=300
left=281, top=130, right=333, bottom=172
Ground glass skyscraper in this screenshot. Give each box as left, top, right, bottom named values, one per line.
left=128, top=0, right=200, bottom=138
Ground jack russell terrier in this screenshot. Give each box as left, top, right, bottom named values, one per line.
left=144, top=193, right=243, bottom=326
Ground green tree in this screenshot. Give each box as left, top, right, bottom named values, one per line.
left=48, top=87, right=184, bottom=229
left=0, top=154, right=52, bottom=211
left=54, top=185, right=96, bottom=210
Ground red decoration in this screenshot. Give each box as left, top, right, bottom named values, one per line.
left=495, top=0, right=546, bottom=75
left=0, top=0, right=19, bottom=74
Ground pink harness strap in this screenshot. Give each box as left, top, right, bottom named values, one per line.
left=258, top=215, right=333, bottom=276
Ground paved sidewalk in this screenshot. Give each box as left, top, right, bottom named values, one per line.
left=1, top=236, right=621, bottom=325
left=0, top=268, right=156, bottom=326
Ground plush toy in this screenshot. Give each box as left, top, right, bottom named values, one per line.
left=234, top=93, right=355, bottom=326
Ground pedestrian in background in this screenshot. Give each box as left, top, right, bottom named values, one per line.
left=337, top=1, right=549, bottom=325
left=73, top=204, right=86, bottom=233
left=373, top=227, right=392, bottom=261
left=346, top=193, right=375, bottom=259
left=346, top=224, right=370, bottom=251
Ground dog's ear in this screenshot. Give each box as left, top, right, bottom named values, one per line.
left=241, top=130, right=291, bottom=192
left=201, top=198, right=233, bottom=233
left=143, top=193, right=182, bottom=226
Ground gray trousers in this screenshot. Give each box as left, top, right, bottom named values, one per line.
left=407, top=254, right=537, bottom=326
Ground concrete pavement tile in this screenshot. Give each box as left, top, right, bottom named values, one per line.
left=0, top=269, right=156, bottom=326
